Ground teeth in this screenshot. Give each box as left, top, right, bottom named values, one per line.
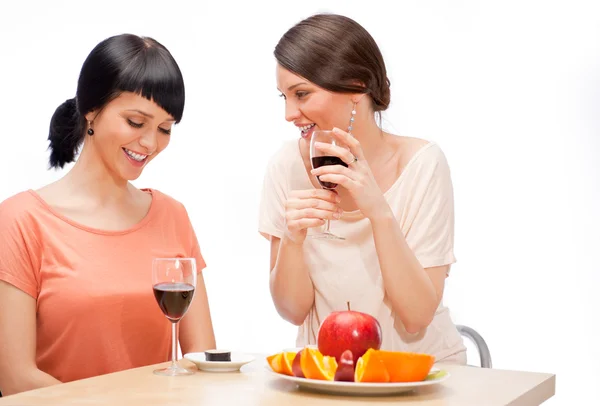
left=124, top=148, right=147, bottom=162
left=299, top=123, right=315, bottom=132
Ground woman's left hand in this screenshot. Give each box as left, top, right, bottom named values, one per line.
left=311, top=127, right=388, bottom=220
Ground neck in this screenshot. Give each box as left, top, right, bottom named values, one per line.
left=60, top=142, right=133, bottom=204
left=350, top=111, right=388, bottom=162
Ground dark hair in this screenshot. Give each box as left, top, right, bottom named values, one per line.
left=274, top=13, right=390, bottom=113
left=48, top=34, right=185, bottom=169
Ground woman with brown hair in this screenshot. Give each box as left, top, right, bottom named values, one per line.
left=259, top=13, right=466, bottom=364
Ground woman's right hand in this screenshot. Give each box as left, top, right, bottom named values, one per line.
left=284, top=189, right=342, bottom=244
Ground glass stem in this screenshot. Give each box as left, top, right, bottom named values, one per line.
left=325, top=219, right=332, bottom=233
left=171, top=321, right=178, bottom=368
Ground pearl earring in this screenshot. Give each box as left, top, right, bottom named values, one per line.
left=347, top=102, right=357, bottom=135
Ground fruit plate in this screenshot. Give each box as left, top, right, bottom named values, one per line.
left=266, top=366, right=449, bottom=396
left=184, top=352, right=255, bottom=372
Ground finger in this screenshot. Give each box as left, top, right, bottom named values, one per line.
left=285, top=197, right=339, bottom=212
left=314, top=142, right=355, bottom=166
left=310, top=164, right=356, bottom=180
left=287, top=218, right=326, bottom=232
left=286, top=207, right=342, bottom=221
left=318, top=174, right=357, bottom=190
left=289, top=189, right=341, bottom=204
left=332, top=127, right=364, bottom=160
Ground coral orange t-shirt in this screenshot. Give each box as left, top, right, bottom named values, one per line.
left=0, top=189, right=206, bottom=383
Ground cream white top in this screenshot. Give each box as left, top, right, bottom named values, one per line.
left=258, top=139, right=466, bottom=362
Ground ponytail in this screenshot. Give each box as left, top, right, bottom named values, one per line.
left=47, top=98, right=85, bottom=169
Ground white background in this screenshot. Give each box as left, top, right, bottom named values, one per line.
left=1, top=1, right=598, bottom=404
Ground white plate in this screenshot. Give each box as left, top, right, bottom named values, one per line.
left=266, top=366, right=449, bottom=396
left=184, top=352, right=255, bottom=372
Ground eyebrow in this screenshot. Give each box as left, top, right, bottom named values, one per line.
left=126, top=109, right=176, bottom=122
left=288, top=82, right=307, bottom=91
left=277, top=82, right=308, bottom=93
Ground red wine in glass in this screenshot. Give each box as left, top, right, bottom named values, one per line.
left=152, top=282, right=195, bottom=322
left=309, top=130, right=346, bottom=240
left=311, top=156, right=348, bottom=190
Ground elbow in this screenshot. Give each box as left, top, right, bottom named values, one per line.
left=404, top=321, right=429, bottom=335
left=275, top=304, right=308, bottom=326
left=398, top=309, right=436, bottom=335
left=286, top=314, right=306, bottom=327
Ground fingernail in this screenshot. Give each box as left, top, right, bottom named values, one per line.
left=336, top=195, right=341, bottom=203
left=334, top=212, right=341, bottom=219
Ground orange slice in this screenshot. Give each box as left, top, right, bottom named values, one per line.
left=266, top=352, right=284, bottom=374
left=280, top=352, right=297, bottom=376
left=300, top=347, right=337, bottom=380
left=377, top=350, right=435, bottom=382
left=354, top=348, right=390, bottom=383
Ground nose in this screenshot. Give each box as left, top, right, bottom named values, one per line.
left=285, top=100, right=301, bottom=122
left=138, top=129, right=158, bottom=154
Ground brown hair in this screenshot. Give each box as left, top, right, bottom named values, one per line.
left=274, top=13, right=391, bottom=112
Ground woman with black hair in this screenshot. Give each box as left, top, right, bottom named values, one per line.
left=0, top=34, right=216, bottom=396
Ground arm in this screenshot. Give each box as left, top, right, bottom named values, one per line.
left=0, top=281, right=61, bottom=396
left=268, top=235, right=314, bottom=326
left=267, top=189, right=341, bottom=326
left=312, top=128, right=453, bottom=334
left=370, top=209, right=448, bottom=333
left=179, top=272, right=217, bottom=354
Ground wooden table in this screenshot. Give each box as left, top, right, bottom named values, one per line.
left=0, top=357, right=555, bottom=405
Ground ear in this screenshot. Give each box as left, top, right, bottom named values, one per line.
left=351, top=93, right=367, bottom=104
left=84, top=110, right=97, bottom=123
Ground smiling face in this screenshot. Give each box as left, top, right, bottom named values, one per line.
left=84, top=92, right=174, bottom=181
left=276, top=64, right=356, bottom=140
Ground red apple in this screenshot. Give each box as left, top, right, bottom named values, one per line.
left=291, top=350, right=304, bottom=378
left=334, top=349, right=355, bottom=382
left=317, top=302, right=382, bottom=364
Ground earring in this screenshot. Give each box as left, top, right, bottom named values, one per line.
left=87, top=121, right=94, bottom=136
left=347, top=102, right=357, bottom=135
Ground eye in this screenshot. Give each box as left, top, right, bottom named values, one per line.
left=159, top=127, right=171, bottom=135
left=296, top=91, right=308, bottom=99
left=279, top=93, right=286, bottom=100
left=127, top=119, right=143, bottom=129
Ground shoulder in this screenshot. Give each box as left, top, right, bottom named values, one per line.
left=261, top=140, right=303, bottom=191
left=0, top=190, right=45, bottom=225
left=265, top=139, right=300, bottom=172
left=392, top=136, right=451, bottom=175
left=145, top=188, right=189, bottom=218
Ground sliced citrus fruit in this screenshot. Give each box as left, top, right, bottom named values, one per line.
left=300, top=347, right=337, bottom=381
left=280, top=352, right=297, bottom=376
left=377, top=350, right=435, bottom=382
left=354, top=348, right=390, bottom=383
left=266, top=352, right=284, bottom=374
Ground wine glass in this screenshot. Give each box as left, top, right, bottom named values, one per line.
left=152, top=257, right=197, bottom=376
left=310, top=130, right=347, bottom=240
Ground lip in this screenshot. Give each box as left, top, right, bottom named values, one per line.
left=122, top=148, right=147, bottom=168
left=298, top=123, right=317, bottom=139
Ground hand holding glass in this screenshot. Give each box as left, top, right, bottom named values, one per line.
left=310, top=130, right=347, bottom=240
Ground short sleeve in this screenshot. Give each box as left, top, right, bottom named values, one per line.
left=404, top=145, right=457, bottom=270
left=190, top=236, right=207, bottom=273
left=178, top=203, right=207, bottom=273
left=258, top=155, right=288, bottom=240
left=0, top=197, right=41, bottom=298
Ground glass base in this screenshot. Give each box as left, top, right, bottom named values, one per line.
left=153, top=362, right=195, bottom=376
left=310, top=231, right=345, bottom=240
